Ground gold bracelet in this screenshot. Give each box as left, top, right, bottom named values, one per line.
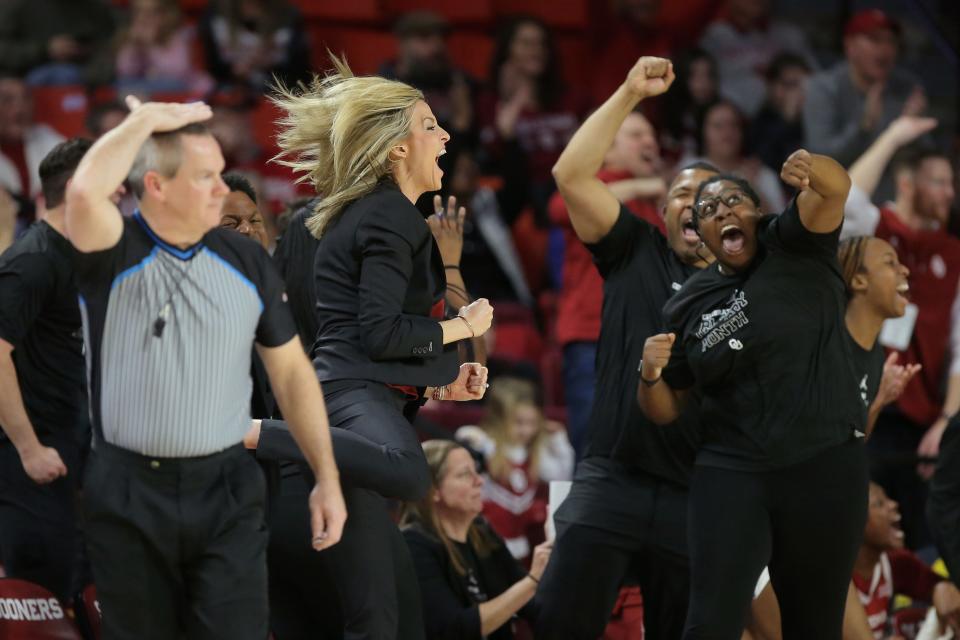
left=458, top=314, right=476, bottom=338
left=432, top=385, right=446, bottom=401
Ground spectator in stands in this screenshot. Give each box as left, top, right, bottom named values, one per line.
left=445, top=139, right=531, bottom=304
left=114, top=0, right=213, bottom=96
left=804, top=9, right=927, bottom=202
left=380, top=12, right=475, bottom=151
left=0, top=76, right=65, bottom=231
left=660, top=48, right=719, bottom=163
left=683, top=99, right=786, bottom=215
left=401, top=439, right=552, bottom=640
left=478, top=15, right=585, bottom=223
left=0, top=0, right=115, bottom=85
left=85, top=100, right=128, bottom=138
left=842, top=115, right=958, bottom=550
left=0, top=138, right=104, bottom=604
left=455, top=377, right=573, bottom=562
left=549, top=109, right=667, bottom=456
left=854, top=483, right=960, bottom=638
left=749, top=53, right=811, bottom=176
left=199, top=0, right=310, bottom=93
left=699, top=0, right=817, bottom=118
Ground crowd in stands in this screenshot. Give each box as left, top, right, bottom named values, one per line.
left=0, top=0, right=959, bottom=638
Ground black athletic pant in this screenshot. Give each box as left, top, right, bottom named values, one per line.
left=83, top=442, right=269, bottom=640
left=0, top=436, right=82, bottom=603
left=318, top=381, right=428, bottom=640
left=535, top=458, right=690, bottom=639
left=683, top=439, right=868, bottom=640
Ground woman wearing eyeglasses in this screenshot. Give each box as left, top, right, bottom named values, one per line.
left=638, top=150, right=865, bottom=639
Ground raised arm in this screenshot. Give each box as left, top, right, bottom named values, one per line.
left=780, top=150, right=851, bottom=234
left=551, top=57, right=675, bottom=244
left=849, top=116, right=938, bottom=197
left=256, top=337, right=346, bottom=550
left=65, top=96, right=212, bottom=252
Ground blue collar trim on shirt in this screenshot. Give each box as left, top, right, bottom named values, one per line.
left=134, top=210, right=204, bottom=260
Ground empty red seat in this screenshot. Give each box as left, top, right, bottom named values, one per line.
left=311, top=27, right=396, bottom=76
left=382, top=0, right=493, bottom=25
left=491, top=0, right=588, bottom=29
left=292, top=0, right=381, bottom=22
left=447, top=32, right=494, bottom=80
left=31, top=86, right=89, bottom=138
left=418, top=402, right=487, bottom=433
left=0, top=579, right=82, bottom=639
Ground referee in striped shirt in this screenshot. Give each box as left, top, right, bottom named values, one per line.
left=65, top=96, right=346, bottom=640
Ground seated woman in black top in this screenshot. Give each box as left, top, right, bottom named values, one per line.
left=271, top=56, right=495, bottom=640
left=402, top=440, right=552, bottom=640
left=638, top=150, right=864, bottom=639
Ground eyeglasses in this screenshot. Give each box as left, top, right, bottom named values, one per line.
left=695, top=189, right=750, bottom=220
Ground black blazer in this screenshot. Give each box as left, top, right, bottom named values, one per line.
left=402, top=518, right=535, bottom=640
left=312, top=181, right=459, bottom=387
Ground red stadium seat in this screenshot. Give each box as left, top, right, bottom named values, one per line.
left=491, top=0, right=588, bottom=29
left=250, top=98, right=284, bottom=153
left=310, top=27, right=396, bottom=76
left=292, top=0, right=381, bottom=22
left=417, top=402, right=487, bottom=433
left=447, top=32, right=495, bottom=80
left=31, top=86, right=89, bottom=138
left=381, top=0, right=493, bottom=25
left=73, top=584, right=100, bottom=640
left=0, top=579, right=82, bottom=639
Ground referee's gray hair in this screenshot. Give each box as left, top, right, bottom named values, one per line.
left=128, top=123, right=212, bottom=199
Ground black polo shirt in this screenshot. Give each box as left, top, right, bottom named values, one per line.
left=581, top=206, right=701, bottom=486
left=0, top=221, right=85, bottom=442
left=663, top=199, right=864, bottom=471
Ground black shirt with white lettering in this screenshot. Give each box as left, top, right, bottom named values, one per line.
left=0, top=222, right=85, bottom=442
left=663, top=199, right=864, bottom=471
left=582, top=207, right=701, bottom=486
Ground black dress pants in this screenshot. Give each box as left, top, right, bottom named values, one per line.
left=682, top=440, right=868, bottom=640
left=0, top=436, right=82, bottom=603
left=318, top=381, right=428, bottom=640
left=535, top=458, right=691, bottom=639
left=82, top=442, right=268, bottom=640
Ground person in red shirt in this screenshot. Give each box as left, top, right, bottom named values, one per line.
left=853, top=482, right=960, bottom=639
left=547, top=110, right=667, bottom=455
left=843, top=115, right=960, bottom=549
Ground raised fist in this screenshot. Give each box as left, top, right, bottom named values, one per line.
left=625, top=57, right=676, bottom=99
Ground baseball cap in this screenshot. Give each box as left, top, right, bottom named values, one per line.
left=844, top=9, right=901, bottom=38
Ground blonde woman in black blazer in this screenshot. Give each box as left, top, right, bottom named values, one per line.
left=270, top=57, right=494, bottom=640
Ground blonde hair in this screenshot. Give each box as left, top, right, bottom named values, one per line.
left=270, top=55, right=424, bottom=238
left=400, top=440, right=497, bottom=576
left=481, top=377, right=546, bottom=483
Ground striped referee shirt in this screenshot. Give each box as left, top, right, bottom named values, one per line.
left=73, top=212, right=296, bottom=457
